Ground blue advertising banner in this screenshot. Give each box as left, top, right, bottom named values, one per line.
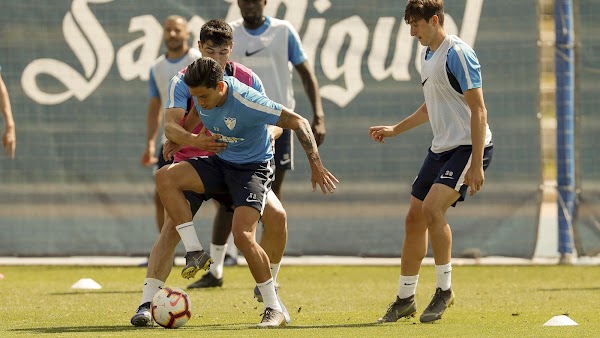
left=0, top=0, right=540, bottom=257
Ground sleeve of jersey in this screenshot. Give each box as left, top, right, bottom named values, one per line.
left=236, top=88, right=283, bottom=126
left=148, top=68, right=160, bottom=98
left=286, top=23, right=307, bottom=66
left=447, top=44, right=482, bottom=92
left=251, top=73, right=267, bottom=96
left=165, top=72, right=190, bottom=110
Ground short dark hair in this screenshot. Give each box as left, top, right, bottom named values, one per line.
left=183, top=57, right=223, bottom=89
left=200, top=19, right=233, bottom=47
left=404, top=0, right=445, bottom=26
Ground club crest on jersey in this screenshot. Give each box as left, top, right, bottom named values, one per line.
left=224, top=117, right=236, bottom=130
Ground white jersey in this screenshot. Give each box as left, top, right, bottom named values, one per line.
left=229, top=18, right=297, bottom=109
left=149, top=48, right=201, bottom=143
left=420, top=35, right=492, bottom=153
left=150, top=48, right=201, bottom=105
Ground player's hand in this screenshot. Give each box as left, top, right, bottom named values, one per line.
left=369, top=125, right=395, bottom=143
left=192, top=126, right=227, bottom=153
left=311, top=165, right=339, bottom=195
left=312, top=118, right=326, bottom=146
left=163, top=140, right=181, bottom=161
left=463, top=165, right=485, bottom=196
left=3, top=127, right=16, bottom=159
left=141, top=145, right=157, bottom=167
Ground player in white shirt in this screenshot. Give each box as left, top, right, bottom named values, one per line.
left=370, top=0, right=493, bottom=324
left=140, top=16, right=201, bottom=238
left=229, top=0, right=326, bottom=200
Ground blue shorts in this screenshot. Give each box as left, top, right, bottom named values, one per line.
left=274, top=129, right=293, bottom=171
left=186, top=156, right=275, bottom=214
left=411, top=144, right=493, bottom=207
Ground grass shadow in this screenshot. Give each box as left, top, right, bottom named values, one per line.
left=50, top=290, right=139, bottom=295
left=538, top=287, right=600, bottom=292
left=12, top=322, right=384, bottom=334
left=11, top=326, right=153, bottom=334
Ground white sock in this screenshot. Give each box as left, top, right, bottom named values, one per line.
left=209, top=243, right=227, bottom=279
left=257, top=278, right=282, bottom=312
left=270, top=262, right=281, bottom=283
left=225, top=234, right=237, bottom=257
left=141, top=278, right=164, bottom=305
left=398, top=275, right=419, bottom=299
left=435, top=263, right=452, bottom=291
left=175, top=222, right=203, bottom=252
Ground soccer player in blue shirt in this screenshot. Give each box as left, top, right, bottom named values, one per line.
left=156, top=57, right=338, bottom=327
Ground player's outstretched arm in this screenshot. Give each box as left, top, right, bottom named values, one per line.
left=276, top=108, right=338, bottom=195
left=369, top=103, right=429, bottom=143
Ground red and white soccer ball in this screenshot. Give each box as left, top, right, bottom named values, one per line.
left=151, top=287, right=192, bottom=329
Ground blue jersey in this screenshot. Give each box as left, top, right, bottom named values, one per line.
left=197, top=77, right=282, bottom=164
left=166, top=64, right=265, bottom=112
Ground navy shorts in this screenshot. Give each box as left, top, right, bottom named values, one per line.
left=183, top=190, right=234, bottom=215
left=274, top=129, right=293, bottom=171
left=186, top=155, right=275, bottom=214
left=156, top=143, right=173, bottom=170
left=411, top=144, right=493, bottom=207
left=170, top=152, right=234, bottom=214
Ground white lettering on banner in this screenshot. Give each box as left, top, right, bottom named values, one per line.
left=22, top=0, right=114, bottom=105
left=116, top=15, right=163, bottom=81
left=368, top=17, right=413, bottom=82
left=319, top=16, right=367, bottom=107
left=21, top=0, right=482, bottom=107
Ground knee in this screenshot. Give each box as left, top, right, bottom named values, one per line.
left=232, top=229, right=254, bottom=251
left=154, top=167, right=171, bottom=192
left=262, top=208, right=287, bottom=236
left=405, top=209, right=427, bottom=235
left=421, top=202, right=444, bottom=227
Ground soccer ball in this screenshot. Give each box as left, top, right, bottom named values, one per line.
left=151, top=287, right=192, bottom=329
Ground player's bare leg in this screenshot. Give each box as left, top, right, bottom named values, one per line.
left=188, top=203, right=232, bottom=289
left=132, top=215, right=180, bottom=327
left=232, top=206, right=285, bottom=327
left=259, top=192, right=287, bottom=266
left=255, top=191, right=290, bottom=323
left=419, top=184, right=457, bottom=323
left=156, top=163, right=212, bottom=279
left=377, top=196, right=426, bottom=323
left=272, top=169, right=286, bottom=199
left=154, top=192, right=165, bottom=233
left=147, top=216, right=180, bottom=282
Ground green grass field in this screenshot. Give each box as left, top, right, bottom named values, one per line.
left=0, top=264, right=598, bottom=337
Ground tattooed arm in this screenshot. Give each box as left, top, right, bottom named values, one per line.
left=276, top=107, right=339, bottom=194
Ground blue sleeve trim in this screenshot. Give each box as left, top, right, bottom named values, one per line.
left=287, top=25, right=307, bottom=65
left=148, top=68, right=160, bottom=98
left=447, top=43, right=482, bottom=92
